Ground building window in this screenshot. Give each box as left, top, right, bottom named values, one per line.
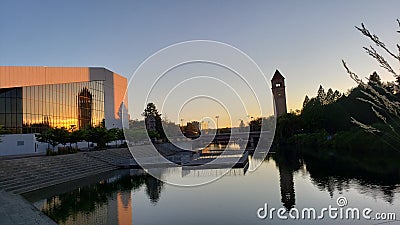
left=78, top=87, right=93, bottom=129
left=2, top=81, right=104, bottom=134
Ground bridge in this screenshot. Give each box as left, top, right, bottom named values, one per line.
left=192, top=130, right=274, bottom=149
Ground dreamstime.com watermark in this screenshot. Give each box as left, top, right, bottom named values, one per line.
left=257, top=197, right=397, bottom=221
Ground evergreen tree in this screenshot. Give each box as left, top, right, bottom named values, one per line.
left=326, top=88, right=334, bottom=104
left=302, top=95, right=310, bottom=108
left=142, top=103, right=165, bottom=140
left=368, top=71, right=382, bottom=86
left=317, top=85, right=326, bottom=104
left=333, top=90, right=342, bottom=102
left=142, top=103, right=161, bottom=118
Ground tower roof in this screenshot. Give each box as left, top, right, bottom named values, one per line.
left=271, top=69, right=285, bottom=81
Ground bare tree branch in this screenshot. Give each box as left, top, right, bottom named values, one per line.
left=363, top=46, right=397, bottom=76
left=356, top=23, right=400, bottom=63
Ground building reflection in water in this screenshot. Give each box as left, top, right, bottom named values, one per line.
left=117, top=192, right=132, bottom=225
left=33, top=150, right=400, bottom=225
left=39, top=190, right=133, bottom=225
left=272, top=151, right=303, bottom=210
left=36, top=171, right=166, bottom=225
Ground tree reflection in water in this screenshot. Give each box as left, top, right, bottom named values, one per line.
left=34, top=148, right=400, bottom=224
left=270, top=148, right=400, bottom=209
left=40, top=171, right=164, bottom=224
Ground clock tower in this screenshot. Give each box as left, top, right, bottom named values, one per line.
left=271, top=69, right=287, bottom=117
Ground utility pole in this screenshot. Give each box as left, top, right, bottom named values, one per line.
left=215, top=115, right=219, bottom=134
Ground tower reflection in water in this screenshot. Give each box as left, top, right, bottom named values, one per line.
left=34, top=153, right=302, bottom=224
left=31, top=150, right=400, bottom=225
left=271, top=151, right=303, bottom=210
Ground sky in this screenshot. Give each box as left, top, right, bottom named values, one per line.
left=1, top=0, right=399, bottom=127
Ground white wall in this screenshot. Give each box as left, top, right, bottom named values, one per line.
left=89, top=67, right=128, bottom=129
left=0, top=134, right=100, bottom=156
left=0, top=134, right=47, bottom=156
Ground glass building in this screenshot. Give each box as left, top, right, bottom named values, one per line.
left=0, top=66, right=128, bottom=134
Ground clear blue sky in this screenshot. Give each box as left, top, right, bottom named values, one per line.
left=1, top=1, right=399, bottom=126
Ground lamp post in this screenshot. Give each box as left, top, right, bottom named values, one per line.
left=215, top=115, right=219, bottom=134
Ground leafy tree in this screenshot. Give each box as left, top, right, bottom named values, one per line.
left=249, top=117, right=262, bottom=132
left=184, top=121, right=201, bottom=138
left=107, top=128, right=125, bottom=147
left=249, top=116, right=276, bottom=132
left=275, top=113, right=302, bottom=140
left=107, top=128, right=118, bottom=145
left=36, top=128, right=59, bottom=150
left=55, top=127, right=69, bottom=147
left=69, top=129, right=85, bottom=149
left=36, top=127, right=71, bottom=150
left=85, top=126, right=113, bottom=149
left=300, top=98, right=324, bottom=132
left=116, top=128, right=125, bottom=146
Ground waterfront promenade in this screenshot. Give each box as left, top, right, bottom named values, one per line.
left=0, top=148, right=135, bottom=225
left=0, top=144, right=191, bottom=194
left=0, top=190, right=57, bottom=225
left=0, top=145, right=248, bottom=224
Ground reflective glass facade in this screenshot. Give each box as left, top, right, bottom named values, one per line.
left=0, top=81, right=105, bottom=134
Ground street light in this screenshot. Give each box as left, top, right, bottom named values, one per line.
left=215, top=115, right=219, bottom=134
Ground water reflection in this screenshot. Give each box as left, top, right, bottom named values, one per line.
left=270, top=151, right=303, bottom=210
left=302, top=152, right=400, bottom=203
left=32, top=171, right=163, bottom=225
left=28, top=148, right=400, bottom=225
left=270, top=148, right=400, bottom=206
left=144, top=175, right=164, bottom=204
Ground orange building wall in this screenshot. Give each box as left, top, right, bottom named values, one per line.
left=0, top=66, right=90, bottom=88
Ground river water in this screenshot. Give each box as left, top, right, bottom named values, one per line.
left=25, top=148, right=400, bottom=225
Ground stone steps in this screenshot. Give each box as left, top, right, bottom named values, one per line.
left=0, top=161, right=107, bottom=185
left=12, top=167, right=113, bottom=195
left=0, top=156, right=111, bottom=186
left=0, top=150, right=123, bottom=194
left=1, top=163, right=112, bottom=191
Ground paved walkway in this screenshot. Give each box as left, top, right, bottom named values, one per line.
left=0, top=190, right=57, bottom=225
